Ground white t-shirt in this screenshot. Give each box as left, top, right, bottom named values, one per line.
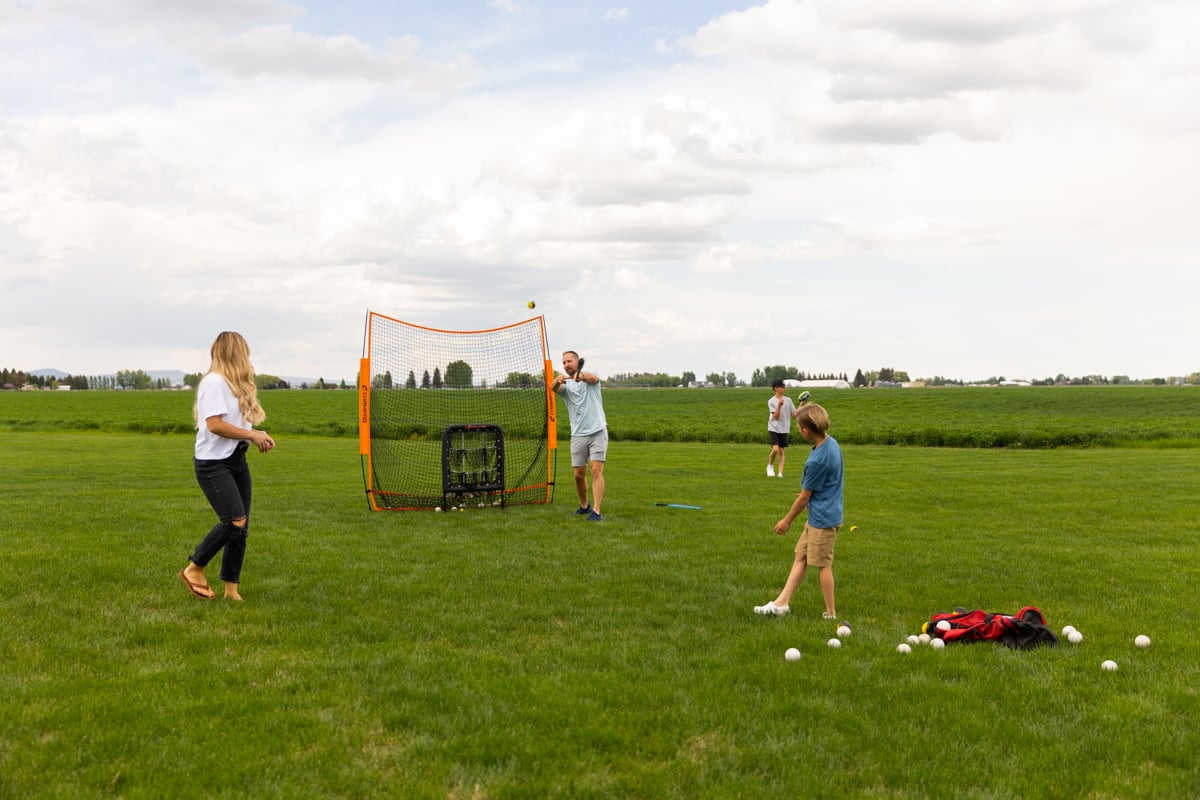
left=767, top=395, right=796, bottom=434
left=194, top=372, right=249, bottom=459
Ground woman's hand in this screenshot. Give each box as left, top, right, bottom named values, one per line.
left=254, top=431, right=276, bottom=453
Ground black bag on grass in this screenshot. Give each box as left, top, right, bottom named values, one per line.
left=924, top=606, right=1058, bottom=649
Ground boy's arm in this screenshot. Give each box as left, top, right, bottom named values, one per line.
left=774, top=489, right=812, bottom=534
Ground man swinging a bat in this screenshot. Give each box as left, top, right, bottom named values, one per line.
left=551, top=350, right=607, bottom=522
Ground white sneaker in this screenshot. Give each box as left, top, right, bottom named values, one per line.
left=777, top=473, right=783, bottom=479
left=754, top=601, right=790, bottom=616
left=766, top=465, right=775, bottom=477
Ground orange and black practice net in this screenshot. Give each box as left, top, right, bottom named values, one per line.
left=359, top=311, right=557, bottom=511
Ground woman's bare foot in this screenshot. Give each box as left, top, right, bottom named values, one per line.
left=223, top=582, right=244, bottom=602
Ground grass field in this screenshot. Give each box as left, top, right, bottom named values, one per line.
left=3, top=384, right=1199, bottom=447
left=2, top=391, right=1199, bottom=798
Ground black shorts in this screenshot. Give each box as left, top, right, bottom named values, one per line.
left=769, top=431, right=789, bottom=447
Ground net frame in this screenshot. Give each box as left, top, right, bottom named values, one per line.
left=359, top=310, right=557, bottom=511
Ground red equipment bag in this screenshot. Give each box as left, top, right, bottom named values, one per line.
left=924, top=606, right=1058, bottom=649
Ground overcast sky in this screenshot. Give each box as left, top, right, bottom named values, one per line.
left=3, top=0, right=1197, bottom=383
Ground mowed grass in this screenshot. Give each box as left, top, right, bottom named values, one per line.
left=2, top=426, right=1198, bottom=798
left=3, top=384, right=1200, bottom=447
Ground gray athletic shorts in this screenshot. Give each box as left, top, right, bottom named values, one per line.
left=571, top=429, right=608, bottom=468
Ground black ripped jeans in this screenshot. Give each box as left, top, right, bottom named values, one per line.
left=191, top=441, right=252, bottom=584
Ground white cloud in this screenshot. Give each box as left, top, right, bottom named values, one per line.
left=203, top=25, right=468, bottom=85
left=4, top=1, right=1200, bottom=382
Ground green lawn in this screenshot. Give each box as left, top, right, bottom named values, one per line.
left=2, top=386, right=1200, bottom=796
left=2, top=420, right=1198, bottom=797
left=4, top=384, right=1200, bottom=446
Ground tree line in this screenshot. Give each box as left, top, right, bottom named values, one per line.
left=8, top=363, right=1199, bottom=392
left=1, top=368, right=347, bottom=391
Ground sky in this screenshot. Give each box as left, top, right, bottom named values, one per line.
left=2, top=0, right=1198, bottom=384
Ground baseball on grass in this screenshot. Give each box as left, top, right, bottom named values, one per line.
left=827, top=638, right=842, bottom=649
left=1068, top=630, right=1083, bottom=644
left=907, top=635, right=920, bottom=645
left=1062, top=625, right=1077, bottom=636
left=1134, top=635, right=1152, bottom=648
left=1101, top=660, right=1118, bottom=672
left=836, top=624, right=852, bottom=638
left=785, top=647, right=802, bottom=662
left=527, top=300, right=536, bottom=308
left=434, top=507, right=442, bottom=512
left=918, top=633, right=931, bottom=645
left=931, top=638, right=946, bottom=650
left=897, top=643, right=912, bottom=654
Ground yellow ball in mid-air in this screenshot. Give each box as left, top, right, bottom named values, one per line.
left=527, top=300, right=536, bottom=309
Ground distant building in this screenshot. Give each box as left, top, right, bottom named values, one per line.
left=785, top=379, right=851, bottom=389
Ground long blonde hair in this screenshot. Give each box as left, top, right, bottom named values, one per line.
left=195, top=331, right=265, bottom=426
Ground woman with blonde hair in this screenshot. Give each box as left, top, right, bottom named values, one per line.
left=179, top=331, right=276, bottom=601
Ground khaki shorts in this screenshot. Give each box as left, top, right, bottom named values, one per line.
left=796, top=523, right=838, bottom=568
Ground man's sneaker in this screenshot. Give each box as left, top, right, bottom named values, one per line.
left=754, top=601, right=790, bottom=616
left=575, top=504, right=592, bottom=515
left=587, top=510, right=603, bottom=522
left=766, top=465, right=775, bottom=477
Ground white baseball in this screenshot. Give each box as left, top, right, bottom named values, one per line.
left=1101, top=660, right=1118, bottom=672
left=827, top=638, right=842, bottom=649
left=1134, top=635, right=1151, bottom=648
left=785, top=647, right=801, bottom=662
left=897, top=643, right=912, bottom=654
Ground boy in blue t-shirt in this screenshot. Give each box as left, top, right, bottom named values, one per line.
left=753, top=403, right=844, bottom=620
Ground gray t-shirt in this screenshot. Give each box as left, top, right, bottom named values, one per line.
left=560, top=379, right=607, bottom=436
